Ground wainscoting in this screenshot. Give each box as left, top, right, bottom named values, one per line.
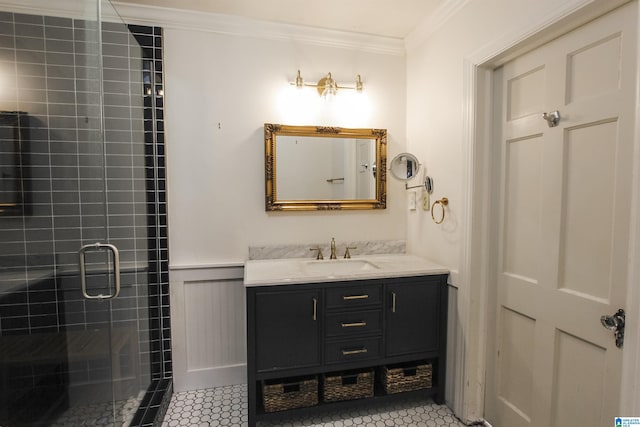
left=169, top=264, right=462, bottom=411
left=169, top=264, right=246, bottom=392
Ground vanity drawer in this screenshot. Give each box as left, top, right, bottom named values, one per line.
left=325, top=337, right=382, bottom=364
left=325, top=284, right=382, bottom=310
left=325, top=310, right=382, bottom=338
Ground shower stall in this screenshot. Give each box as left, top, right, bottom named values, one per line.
left=0, top=0, right=171, bottom=425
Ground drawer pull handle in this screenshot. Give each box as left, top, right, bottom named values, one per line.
left=341, top=321, right=367, bottom=328
left=342, top=348, right=368, bottom=356
left=391, top=292, right=396, bottom=313
left=343, top=294, right=369, bottom=301
left=312, top=297, right=317, bottom=321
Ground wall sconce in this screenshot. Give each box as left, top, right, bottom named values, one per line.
left=291, top=70, right=363, bottom=97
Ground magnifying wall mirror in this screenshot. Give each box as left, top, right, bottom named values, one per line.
left=390, top=153, right=420, bottom=181
left=389, top=152, right=433, bottom=192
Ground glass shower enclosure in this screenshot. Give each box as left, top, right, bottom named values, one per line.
left=0, top=0, right=166, bottom=425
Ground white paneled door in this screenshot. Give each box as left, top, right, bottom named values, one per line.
left=486, top=3, right=637, bottom=426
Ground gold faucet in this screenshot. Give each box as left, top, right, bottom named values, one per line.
left=310, top=246, right=323, bottom=260
left=330, top=237, right=337, bottom=259
left=344, top=246, right=357, bottom=259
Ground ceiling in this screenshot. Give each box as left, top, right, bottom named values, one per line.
left=113, top=0, right=447, bottom=39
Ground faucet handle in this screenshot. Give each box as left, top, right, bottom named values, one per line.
left=344, top=246, right=357, bottom=259
left=310, top=246, right=324, bottom=260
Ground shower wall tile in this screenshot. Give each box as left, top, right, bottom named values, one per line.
left=0, top=11, right=169, bottom=427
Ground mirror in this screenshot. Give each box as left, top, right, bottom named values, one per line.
left=265, top=123, right=387, bottom=211
left=390, top=152, right=420, bottom=181
left=0, top=111, right=30, bottom=216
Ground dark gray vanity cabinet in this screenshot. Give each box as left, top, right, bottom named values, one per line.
left=254, top=289, right=321, bottom=372
left=385, top=276, right=442, bottom=357
left=246, top=274, right=448, bottom=427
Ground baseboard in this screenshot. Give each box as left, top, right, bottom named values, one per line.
left=173, top=363, right=246, bottom=393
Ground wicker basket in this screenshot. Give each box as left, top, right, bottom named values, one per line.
left=382, top=363, right=432, bottom=394
left=262, top=377, right=318, bottom=413
left=323, top=370, right=374, bottom=402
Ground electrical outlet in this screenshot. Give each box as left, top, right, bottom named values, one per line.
left=422, top=193, right=430, bottom=211
left=409, top=192, right=417, bottom=210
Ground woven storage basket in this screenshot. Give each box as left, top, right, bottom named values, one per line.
left=382, top=363, right=432, bottom=394
left=262, top=377, right=318, bottom=413
left=323, top=370, right=374, bottom=402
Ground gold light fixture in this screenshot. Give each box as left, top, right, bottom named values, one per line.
left=292, top=70, right=363, bottom=97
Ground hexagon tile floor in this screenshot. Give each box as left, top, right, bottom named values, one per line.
left=161, top=384, right=471, bottom=427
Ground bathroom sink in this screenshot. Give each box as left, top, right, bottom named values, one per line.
left=244, top=254, right=450, bottom=286
left=303, top=259, right=380, bottom=276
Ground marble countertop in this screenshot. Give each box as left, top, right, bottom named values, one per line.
left=243, top=254, right=449, bottom=287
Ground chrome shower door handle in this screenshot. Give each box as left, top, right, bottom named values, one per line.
left=79, top=243, right=121, bottom=300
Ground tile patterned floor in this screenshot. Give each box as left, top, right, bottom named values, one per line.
left=51, top=395, right=141, bottom=427
left=161, top=384, right=470, bottom=427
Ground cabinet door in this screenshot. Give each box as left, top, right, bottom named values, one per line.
left=385, top=279, right=440, bottom=357
left=255, top=289, right=321, bottom=372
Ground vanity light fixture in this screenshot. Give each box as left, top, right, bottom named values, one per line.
left=291, top=70, right=363, bottom=97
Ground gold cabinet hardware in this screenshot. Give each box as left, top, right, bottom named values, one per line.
left=343, top=294, right=369, bottom=301
left=342, top=348, right=368, bottom=356
left=312, top=297, right=317, bottom=321
left=341, top=321, right=367, bottom=328
left=391, top=292, right=396, bottom=313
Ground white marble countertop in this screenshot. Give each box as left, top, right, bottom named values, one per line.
left=243, top=254, right=449, bottom=287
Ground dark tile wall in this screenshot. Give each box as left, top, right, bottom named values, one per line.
left=127, top=23, right=172, bottom=426
left=0, top=10, right=170, bottom=427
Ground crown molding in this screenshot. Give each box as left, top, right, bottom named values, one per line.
left=404, top=0, right=470, bottom=52
left=0, top=0, right=88, bottom=21
left=112, top=2, right=405, bottom=56
left=0, top=0, right=405, bottom=56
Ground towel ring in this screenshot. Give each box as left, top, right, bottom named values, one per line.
left=431, top=197, right=449, bottom=224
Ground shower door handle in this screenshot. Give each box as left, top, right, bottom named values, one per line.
left=79, top=243, right=121, bottom=300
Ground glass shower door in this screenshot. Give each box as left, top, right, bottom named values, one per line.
left=0, top=0, right=151, bottom=425
left=58, top=0, right=151, bottom=424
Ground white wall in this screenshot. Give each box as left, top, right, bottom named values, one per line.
left=405, top=0, right=633, bottom=421
left=163, top=27, right=407, bottom=267
left=405, top=0, right=626, bottom=283
left=405, top=0, right=571, bottom=282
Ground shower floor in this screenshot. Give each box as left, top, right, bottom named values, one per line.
left=51, top=394, right=142, bottom=427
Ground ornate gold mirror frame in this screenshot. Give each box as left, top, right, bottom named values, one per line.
left=265, top=123, right=387, bottom=211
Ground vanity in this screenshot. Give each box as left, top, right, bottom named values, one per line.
left=244, top=254, right=449, bottom=426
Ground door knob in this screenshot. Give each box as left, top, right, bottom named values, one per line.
left=542, top=110, right=560, bottom=127
left=600, top=308, right=625, bottom=348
